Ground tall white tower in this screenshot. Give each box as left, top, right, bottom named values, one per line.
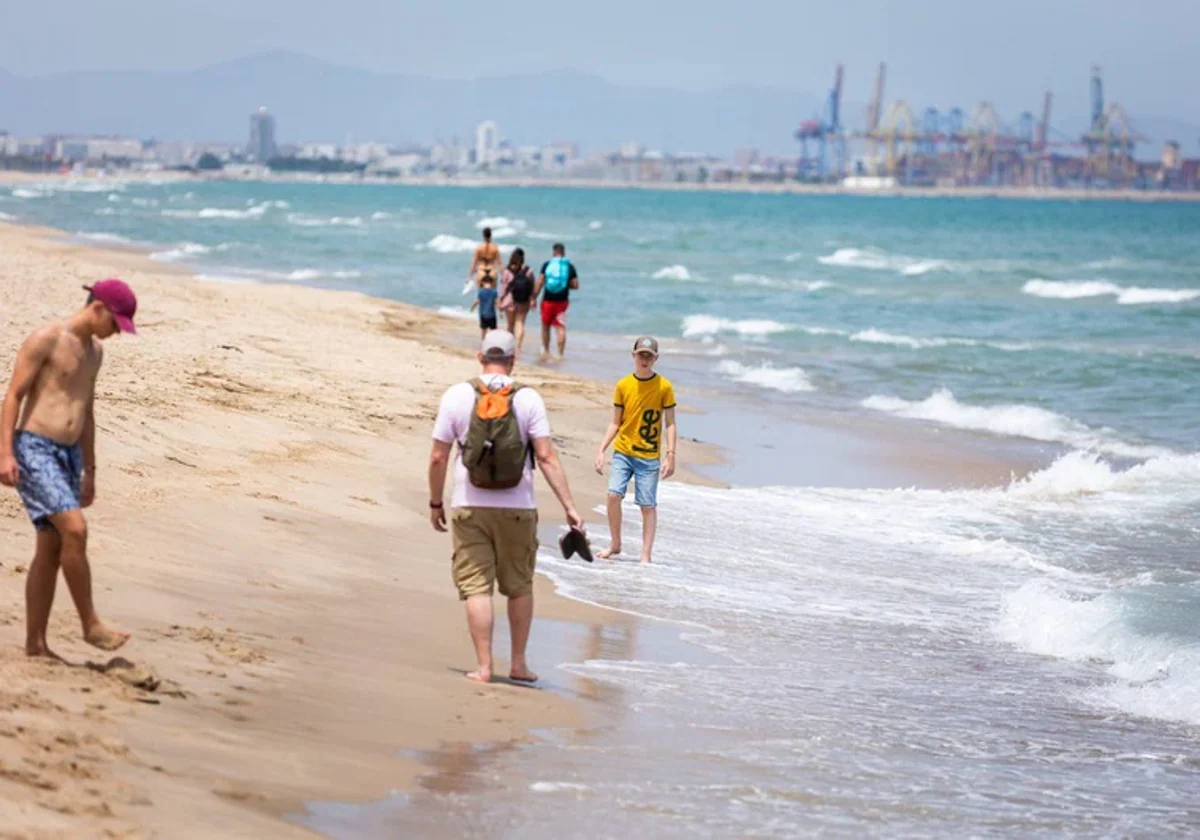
left=475, top=121, right=499, bottom=167
left=248, top=106, right=278, bottom=162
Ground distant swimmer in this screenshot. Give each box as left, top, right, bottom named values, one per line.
left=594, top=337, right=677, bottom=564
left=0, top=280, right=139, bottom=656
left=534, top=243, right=579, bottom=358
left=466, top=226, right=502, bottom=295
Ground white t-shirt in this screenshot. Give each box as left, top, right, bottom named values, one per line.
left=431, top=374, right=551, bottom=510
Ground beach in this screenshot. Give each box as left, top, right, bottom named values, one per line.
left=2, top=173, right=1199, bottom=838
left=0, top=220, right=715, bottom=837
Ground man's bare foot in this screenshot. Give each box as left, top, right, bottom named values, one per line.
left=509, top=667, right=539, bottom=683
left=84, top=624, right=131, bottom=652
left=597, top=545, right=621, bottom=560
left=639, top=555, right=652, bottom=565
left=25, top=643, right=62, bottom=661
left=466, top=668, right=492, bottom=683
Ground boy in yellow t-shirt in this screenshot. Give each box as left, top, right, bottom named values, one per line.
left=594, top=336, right=677, bottom=564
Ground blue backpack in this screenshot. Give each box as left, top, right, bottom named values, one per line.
left=544, top=257, right=571, bottom=294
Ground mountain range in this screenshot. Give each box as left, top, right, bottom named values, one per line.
left=0, top=52, right=1194, bottom=159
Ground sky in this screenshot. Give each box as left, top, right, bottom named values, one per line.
left=3, top=0, right=1198, bottom=122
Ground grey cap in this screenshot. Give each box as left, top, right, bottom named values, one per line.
left=481, top=329, right=517, bottom=360
left=632, top=336, right=659, bottom=355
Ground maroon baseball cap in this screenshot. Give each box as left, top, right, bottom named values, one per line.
left=84, top=279, right=138, bottom=334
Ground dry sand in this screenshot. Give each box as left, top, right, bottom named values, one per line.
left=0, top=221, right=713, bottom=838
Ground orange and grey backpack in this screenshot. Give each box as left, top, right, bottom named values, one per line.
left=461, top=378, right=532, bottom=489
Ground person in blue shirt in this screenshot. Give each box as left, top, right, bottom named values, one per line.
left=470, top=274, right=499, bottom=339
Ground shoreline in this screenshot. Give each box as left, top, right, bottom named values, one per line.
left=0, top=219, right=677, bottom=837
left=0, top=214, right=1047, bottom=837
left=4, top=167, right=1200, bottom=203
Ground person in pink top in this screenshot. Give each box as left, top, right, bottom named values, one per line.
left=428, top=330, right=584, bottom=683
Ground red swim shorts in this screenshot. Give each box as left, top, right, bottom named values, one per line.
left=541, top=300, right=569, bottom=327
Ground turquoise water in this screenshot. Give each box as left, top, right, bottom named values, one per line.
left=5, top=179, right=1198, bottom=455
left=6, top=179, right=1200, bottom=837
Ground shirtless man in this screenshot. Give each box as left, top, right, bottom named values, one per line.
left=0, top=279, right=138, bottom=656
left=467, top=227, right=502, bottom=293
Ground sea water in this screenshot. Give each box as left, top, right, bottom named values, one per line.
left=6, top=179, right=1200, bottom=835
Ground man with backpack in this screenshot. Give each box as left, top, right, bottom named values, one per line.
left=534, top=243, right=579, bottom=358
left=428, top=330, right=585, bottom=684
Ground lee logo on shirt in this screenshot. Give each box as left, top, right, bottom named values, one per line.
left=632, top=408, right=661, bottom=455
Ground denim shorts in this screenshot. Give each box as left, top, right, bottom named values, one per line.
left=608, top=451, right=660, bottom=508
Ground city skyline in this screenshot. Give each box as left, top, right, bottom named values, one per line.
left=2, top=50, right=1197, bottom=164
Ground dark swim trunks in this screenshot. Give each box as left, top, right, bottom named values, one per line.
left=14, top=431, right=83, bottom=532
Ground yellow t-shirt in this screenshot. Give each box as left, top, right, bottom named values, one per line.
left=613, top=373, right=676, bottom=460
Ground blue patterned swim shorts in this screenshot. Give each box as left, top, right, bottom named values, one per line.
left=14, top=431, right=83, bottom=532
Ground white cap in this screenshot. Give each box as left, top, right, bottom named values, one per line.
left=480, top=329, right=517, bottom=360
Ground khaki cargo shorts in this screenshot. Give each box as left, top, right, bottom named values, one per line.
left=451, top=508, right=539, bottom=600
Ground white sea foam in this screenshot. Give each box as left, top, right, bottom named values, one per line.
left=151, top=242, right=212, bottom=261
left=653, top=265, right=691, bottom=281
left=530, top=782, right=590, bottom=793
left=76, top=232, right=132, bottom=245
left=862, top=388, right=1167, bottom=458
left=286, top=269, right=322, bottom=281
left=331, top=270, right=363, bottom=279
left=422, top=234, right=477, bottom=254
left=680, top=315, right=790, bottom=340
left=1022, top=279, right=1123, bottom=299
left=0, top=212, right=16, bottom=222
left=817, top=247, right=950, bottom=275
left=998, top=581, right=1200, bottom=726
left=12, top=188, right=42, bottom=199
left=588, top=220, right=604, bottom=230
left=286, top=213, right=364, bottom=227
left=850, top=329, right=962, bottom=349
left=1116, top=287, right=1200, bottom=305
left=732, top=274, right=831, bottom=292
left=1022, top=279, right=1200, bottom=306
left=436, top=305, right=475, bottom=320
left=716, top=360, right=815, bottom=393
left=370, top=211, right=392, bottom=220
left=476, top=216, right=526, bottom=238
left=1007, top=450, right=1200, bottom=500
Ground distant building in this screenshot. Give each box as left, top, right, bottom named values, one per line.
left=248, top=106, right=278, bottom=162
left=475, top=121, right=499, bottom=168
left=55, top=136, right=143, bottom=163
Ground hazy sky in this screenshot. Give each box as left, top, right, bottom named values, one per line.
left=4, top=0, right=1197, bottom=120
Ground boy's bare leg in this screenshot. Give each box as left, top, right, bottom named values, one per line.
left=47, top=510, right=129, bottom=652
left=640, top=506, right=658, bottom=565
left=540, top=322, right=552, bottom=357
left=597, top=494, right=623, bottom=559
left=555, top=325, right=567, bottom=357
left=25, top=529, right=63, bottom=658
left=464, top=595, right=494, bottom=682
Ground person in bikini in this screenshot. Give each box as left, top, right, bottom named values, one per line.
left=0, top=280, right=138, bottom=656
left=468, top=227, right=502, bottom=291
